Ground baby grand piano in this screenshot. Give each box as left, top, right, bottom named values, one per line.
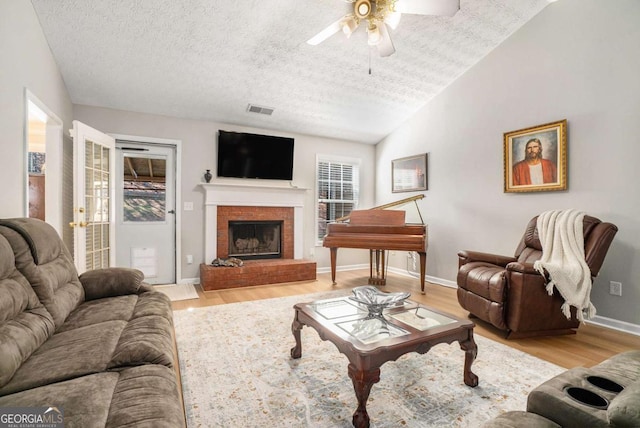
left=322, top=195, right=429, bottom=293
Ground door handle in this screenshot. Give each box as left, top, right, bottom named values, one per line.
left=69, top=221, right=88, bottom=228
left=168, top=210, right=176, bottom=214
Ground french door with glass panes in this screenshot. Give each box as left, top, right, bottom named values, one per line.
left=71, top=120, right=115, bottom=274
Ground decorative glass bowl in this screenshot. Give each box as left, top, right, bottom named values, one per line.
left=349, top=285, right=410, bottom=317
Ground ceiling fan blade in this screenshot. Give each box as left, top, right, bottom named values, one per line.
left=394, top=0, right=460, bottom=17
left=377, top=23, right=395, bottom=57
left=307, top=17, right=345, bottom=46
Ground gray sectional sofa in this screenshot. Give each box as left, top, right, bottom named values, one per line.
left=0, top=218, right=185, bottom=427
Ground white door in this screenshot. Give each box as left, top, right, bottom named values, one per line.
left=71, top=120, right=116, bottom=274
left=115, top=142, right=176, bottom=284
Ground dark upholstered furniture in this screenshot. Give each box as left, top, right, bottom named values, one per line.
left=483, top=350, right=640, bottom=428
left=457, top=215, right=617, bottom=338
left=0, top=218, right=185, bottom=427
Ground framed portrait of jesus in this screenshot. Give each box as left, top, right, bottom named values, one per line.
left=503, top=119, right=567, bottom=193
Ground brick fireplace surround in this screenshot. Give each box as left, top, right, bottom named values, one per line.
left=199, top=182, right=316, bottom=291
left=216, top=206, right=293, bottom=259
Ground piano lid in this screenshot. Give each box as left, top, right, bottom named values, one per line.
left=336, top=194, right=425, bottom=225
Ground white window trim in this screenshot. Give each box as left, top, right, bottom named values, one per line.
left=315, top=154, right=361, bottom=245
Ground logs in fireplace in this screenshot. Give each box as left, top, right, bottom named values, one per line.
left=228, top=220, right=282, bottom=260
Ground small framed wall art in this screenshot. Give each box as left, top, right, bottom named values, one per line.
left=503, top=119, right=567, bottom=193
left=392, top=153, right=428, bottom=193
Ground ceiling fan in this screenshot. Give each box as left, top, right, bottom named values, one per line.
left=307, top=0, right=460, bottom=57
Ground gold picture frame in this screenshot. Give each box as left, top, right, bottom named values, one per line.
left=392, top=153, right=428, bottom=193
left=504, top=119, right=567, bottom=193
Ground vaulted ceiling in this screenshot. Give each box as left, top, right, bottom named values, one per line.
left=31, top=0, right=552, bottom=144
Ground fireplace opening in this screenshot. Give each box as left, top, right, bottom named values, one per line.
left=228, top=220, right=282, bottom=260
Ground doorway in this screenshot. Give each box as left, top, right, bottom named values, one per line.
left=115, top=139, right=178, bottom=284
left=24, top=90, right=64, bottom=237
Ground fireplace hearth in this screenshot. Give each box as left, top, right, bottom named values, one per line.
left=228, top=220, right=282, bottom=260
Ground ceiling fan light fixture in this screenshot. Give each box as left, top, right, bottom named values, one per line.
left=367, top=24, right=382, bottom=45
left=355, top=0, right=371, bottom=19
left=342, top=16, right=358, bottom=37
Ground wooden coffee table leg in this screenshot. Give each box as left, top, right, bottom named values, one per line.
left=290, top=312, right=303, bottom=359
left=347, top=364, right=380, bottom=428
left=459, top=329, right=479, bottom=387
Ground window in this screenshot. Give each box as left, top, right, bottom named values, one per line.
left=122, top=155, right=167, bottom=222
left=317, top=156, right=360, bottom=240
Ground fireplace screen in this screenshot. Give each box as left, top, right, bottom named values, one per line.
left=228, top=221, right=282, bottom=260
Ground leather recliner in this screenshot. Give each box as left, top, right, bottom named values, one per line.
left=456, top=215, right=618, bottom=339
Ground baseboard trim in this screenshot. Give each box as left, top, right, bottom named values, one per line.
left=587, top=315, right=640, bottom=337
left=178, top=277, right=200, bottom=285
left=316, top=264, right=368, bottom=275
left=387, top=267, right=458, bottom=289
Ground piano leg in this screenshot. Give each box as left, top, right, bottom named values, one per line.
left=368, top=249, right=387, bottom=286
left=330, top=247, right=338, bottom=285
left=419, top=251, right=427, bottom=294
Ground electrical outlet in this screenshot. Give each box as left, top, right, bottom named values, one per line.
left=609, top=281, right=622, bottom=296
left=186, top=254, right=193, bottom=264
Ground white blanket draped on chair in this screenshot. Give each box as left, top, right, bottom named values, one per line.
left=533, top=209, right=595, bottom=322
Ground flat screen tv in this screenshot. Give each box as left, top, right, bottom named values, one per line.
left=217, top=130, right=294, bottom=180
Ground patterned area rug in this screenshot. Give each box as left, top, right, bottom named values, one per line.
left=173, top=291, right=564, bottom=427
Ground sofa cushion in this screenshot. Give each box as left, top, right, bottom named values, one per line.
left=109, top=314, right=174, bottom=368
left=0, top=235, right=55, bottom=389
left=107, top=292, right=174, bottom=367
left=62, top=291, right=175, bottom=368
left=608, top=380, right=640, bottom=427
left=0, top=365, right=185, bottom=428
left=0, top=320, right=127, bottom=396
left=56, top=295, right=140, bottom=332
left=0, top=372, right=119, bottom=427
left=0, top=291, right=176, bottom=396
left=105, top=365, right=185, bottom=427
left=0, top=219, right=84, bottom=328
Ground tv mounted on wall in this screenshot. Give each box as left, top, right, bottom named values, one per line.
left=217, top=130, right=294, bottom=181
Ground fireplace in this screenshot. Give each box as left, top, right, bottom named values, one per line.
left=216, top=205, right=295, bottom=260
left=228, top=220, right=282, bottom=260
left=200, top=183, right=316, bottom=291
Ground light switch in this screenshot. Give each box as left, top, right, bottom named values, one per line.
left=184, top=202, right=194, bottom=211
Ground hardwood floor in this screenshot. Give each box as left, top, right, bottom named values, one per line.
left=171, top=269, right=640, bottom=369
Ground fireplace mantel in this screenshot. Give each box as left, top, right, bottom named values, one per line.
left=200, top=182, right=308, bottom=263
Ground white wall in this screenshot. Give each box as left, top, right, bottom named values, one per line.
left=376, top=0, right=640, bottom=325
left=73, top=105, right=376, bottom=280
left=0, top=1, right=73, bottom=218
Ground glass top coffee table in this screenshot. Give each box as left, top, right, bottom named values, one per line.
left=290, top=295, right=478, bottom=428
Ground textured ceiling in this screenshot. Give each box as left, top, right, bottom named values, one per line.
left=31, top=0, right=551, bottom=144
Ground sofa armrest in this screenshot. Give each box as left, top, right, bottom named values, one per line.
left=506, top=261, right=541, bottom=275
left=79, top=268, right=144, bottom=300
left=608, top=380, right=640, bottom=427
left=503, top=263, right=579, bottom=333
left=458, top=250, right=516, bottom=268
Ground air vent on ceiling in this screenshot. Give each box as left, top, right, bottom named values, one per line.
left=247, top=104, right=274, bottom=116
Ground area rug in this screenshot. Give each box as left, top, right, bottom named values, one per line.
left=173, top=291, right=564, bottom=427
